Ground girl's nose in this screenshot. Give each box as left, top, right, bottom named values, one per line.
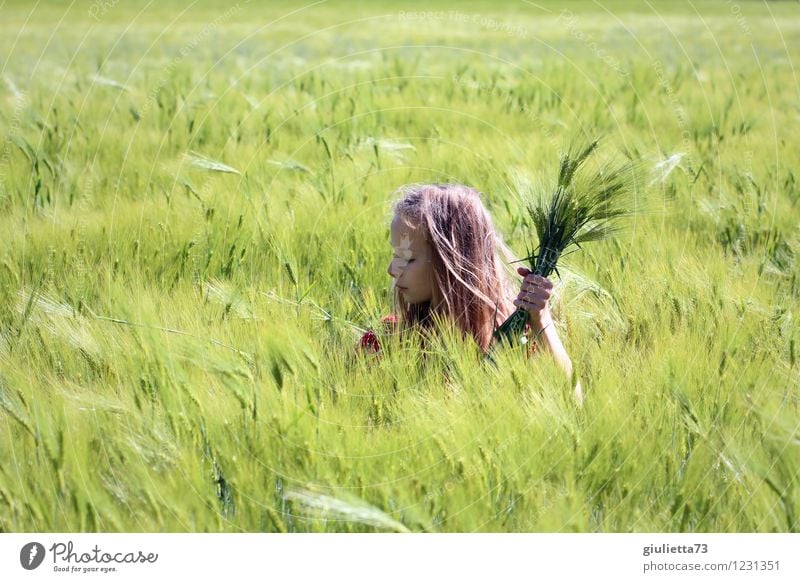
left=387, top=260, right=397, bottom=278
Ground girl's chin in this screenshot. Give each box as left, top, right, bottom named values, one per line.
left=396, top=289, right=432, bottom=305
left=401, top=295, right=429, bottom=305
left=398, top=290, right=417, bottom=303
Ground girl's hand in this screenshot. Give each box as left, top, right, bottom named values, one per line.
left=514, top=267, right=554, bottom=332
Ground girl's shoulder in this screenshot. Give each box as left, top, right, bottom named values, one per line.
left=380, top=313, right=399, bottom=327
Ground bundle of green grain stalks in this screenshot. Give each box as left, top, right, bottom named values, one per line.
left=492, top=138, right=641, bottom=348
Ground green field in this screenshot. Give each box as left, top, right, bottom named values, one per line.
left=0, top=0, right=798, bottom=532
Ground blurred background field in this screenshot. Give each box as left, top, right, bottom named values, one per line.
left=0, top=0, right=798, bottom=532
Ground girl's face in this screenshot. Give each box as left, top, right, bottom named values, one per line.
left=387, top=213, right=438, bottom=305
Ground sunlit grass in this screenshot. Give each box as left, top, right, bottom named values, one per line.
left=0, top=0, right=797, bottom=532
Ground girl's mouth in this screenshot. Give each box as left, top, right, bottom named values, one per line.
left=397, top=286, right=407, bottom=292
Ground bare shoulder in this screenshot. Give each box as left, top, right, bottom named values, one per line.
left=380, top=314, right=399, bottom=329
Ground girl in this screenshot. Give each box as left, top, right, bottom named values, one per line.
left=359, top=183, right=581, bottom=402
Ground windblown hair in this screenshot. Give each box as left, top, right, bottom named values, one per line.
left=391, top=183, right=520, bottom=354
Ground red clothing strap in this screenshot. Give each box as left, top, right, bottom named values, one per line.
left=359, top=329, right=381, bottom=352
left=358, top=314, right=399, bottom=353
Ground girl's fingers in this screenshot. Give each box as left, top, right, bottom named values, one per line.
left=519, top=288, right=550, bottom=302
left=523, top=274, right=553, bottom=289
left=522, top=294, right=544, bottom=305
left=515, top=295, right=547, bottom=309
left=521, top=282, right=551, bottom=295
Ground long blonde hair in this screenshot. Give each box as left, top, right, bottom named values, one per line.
left=391, top=183, right=520, bottom=354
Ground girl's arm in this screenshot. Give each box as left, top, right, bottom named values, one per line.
left=516, top=267, right=584, bottom=405
left=531, top=317, right=573, bottom=378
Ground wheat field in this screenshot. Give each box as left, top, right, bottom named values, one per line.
left=0, top=0, right=798, bottom=532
